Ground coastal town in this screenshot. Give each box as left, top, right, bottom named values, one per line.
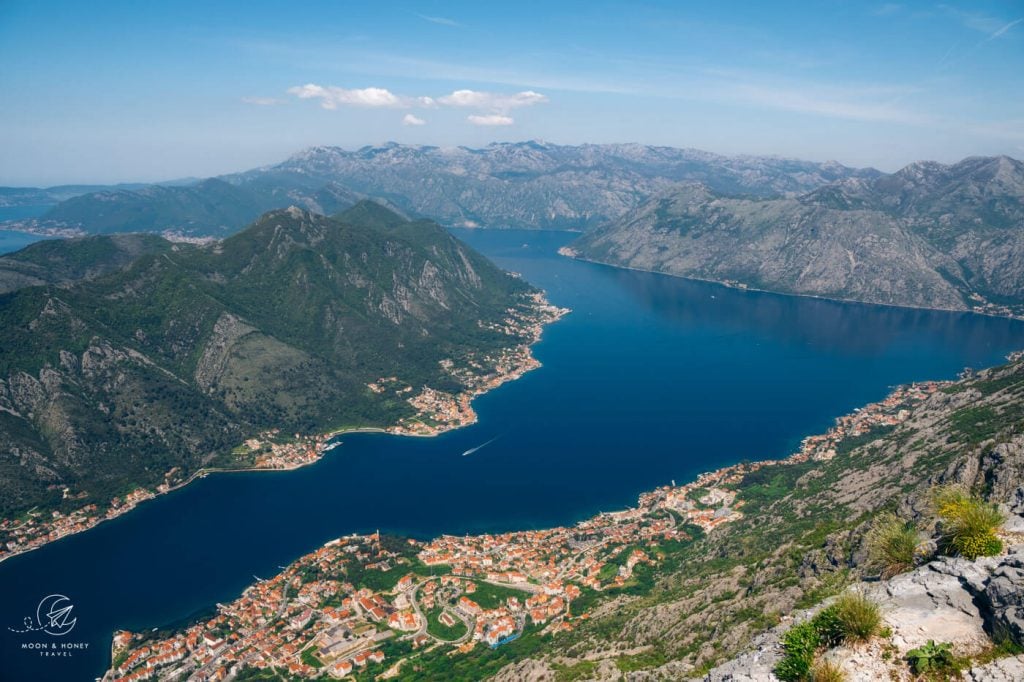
left=390, top=293, right=568, bottom=436
left=0, top=294, right=567, bottom=565
left=101, top=376, right=950, bottom=681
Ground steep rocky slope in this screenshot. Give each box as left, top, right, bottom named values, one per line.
left=569, top=156, right=1024, bottom=317
left=0, top=202, right=534, bottom=518
left=693, top=549, right=1024, bottom=681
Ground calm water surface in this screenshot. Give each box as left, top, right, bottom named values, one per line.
left=0, top=229, right=49, bottom=255
left=0, top=205, right=53, bottom=223
left=2, top=229, right=1023, bottom=680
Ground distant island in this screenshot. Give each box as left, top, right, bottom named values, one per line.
left=0, top=202, right=566, bottom=563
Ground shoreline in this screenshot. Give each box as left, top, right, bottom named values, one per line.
left=0, top=220, right=85, bottom=239
left=0, top=295, right=569, bottom=566
left=97, top=367, right=966, bottom=680
left=558, top=249, right=1024, bottom=322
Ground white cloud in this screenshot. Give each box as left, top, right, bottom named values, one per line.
left=468, top=114, right=515, bottom=126
left=287, top=84, right=547, bottom=127
left=438, top=89, right=548, bottom=111
left=241, top=96, right=283, bottom=106
left=286, top=84, right=405, bottom=109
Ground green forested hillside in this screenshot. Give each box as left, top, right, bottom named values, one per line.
left=0, top=202, right=533, bottom=516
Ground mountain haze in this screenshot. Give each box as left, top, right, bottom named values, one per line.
left=258, top=141, right=880, bottom=230
left=36, top=177, right=368, bottom=237
left=2, top=142, right=880, bottom=236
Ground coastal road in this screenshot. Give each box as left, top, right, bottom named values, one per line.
left=408, top=579, right=429, bottom=638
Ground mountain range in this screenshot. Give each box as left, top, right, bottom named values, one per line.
left=2, top=142, right=880, bottom=236
left=569, top=155, right=1024, bottom=316
left=0, top=202, right=533, bottom=517
left=5, top=145, right=1024, bottom=317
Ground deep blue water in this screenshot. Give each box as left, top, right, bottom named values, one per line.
left=2, top=229, right=1024, bottom=680
left=0, top=229, right=49, bottom=255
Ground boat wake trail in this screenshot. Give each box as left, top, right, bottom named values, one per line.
left=462, top=435, right=501, bottom=457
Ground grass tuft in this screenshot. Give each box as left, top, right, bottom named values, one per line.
left=811, top=659, right=847, bottom=682
left=865, top=512, right=922, bottom=578
left=933, top=487, right=1004, bottom=560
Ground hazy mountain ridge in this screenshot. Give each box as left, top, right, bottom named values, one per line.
left=0, top=202, right=533, bottom=517
left=570, top=155, right=1024, bottom=317
left=0, top=183, right=150, bottom=208
left=31, top=177, right=368, bottom=237
left=2, top=142, right=879, bottom=236
left=259, top=141, right=880, bottom=230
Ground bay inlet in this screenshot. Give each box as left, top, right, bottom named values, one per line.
left=2, top=229, right=1024, bottom=681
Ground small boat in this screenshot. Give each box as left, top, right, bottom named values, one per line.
left=462, top=436, right=500, bottom=456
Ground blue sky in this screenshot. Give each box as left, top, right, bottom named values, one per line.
left=1, top=0, right=1022, bottom=185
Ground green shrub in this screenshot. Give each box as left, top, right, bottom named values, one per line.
left=775, top=592, right=882, bottom=681
left=774, top=621, right=820, bottom=682
left=933, top=488, right=1005, bottom=560
left=809, top=606, right=844, bottom=648
left=865, top=512, right=922, bottom=578
left=810, top=659, right=847, bottom=682
left=831, top=592, right=881, bottom=642
left=906, top=640, right=959, bottom=676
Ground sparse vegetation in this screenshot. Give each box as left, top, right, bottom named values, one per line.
left=810, top=659, right=847, bottom=682
left=775, top=592, right=881, bottom=681
left=865, top=512, right=922, bottom=578
left=553, top=659, right=598, bottom=682
left=775, top=621, right=821, bottom=681
left=906, top=640, right=960, bottom=678
left=830, top=592, right=881, bottom=643
left=933, top=487, right=1004, bottom=560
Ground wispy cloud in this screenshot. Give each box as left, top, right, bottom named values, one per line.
left=417, top=14, right=463, bottom=28
left=718, top=82, right=929, bottom=124
left=941, top=5, right=1022, bottom=39
left=241, top=96, right=284, bottom=106
left=968, top=119, right=1024, bottom=142
left=255, top=35, right=943, bottom=131
left=987, top=17, right=1022, bottom=40
left=467, top=114, right=515, bottom=126
left=402, top=113, right=426, bottom=126
left=872, top=4, right=904, bottom=17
